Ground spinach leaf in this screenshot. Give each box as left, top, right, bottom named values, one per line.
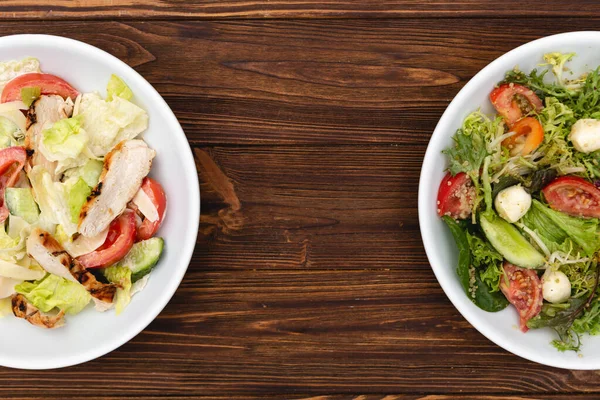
left=443, top=216, right=471, bottom=293
left=443, top=216, right=509, bottom=312
left=527, top=168, right=558, bottom=195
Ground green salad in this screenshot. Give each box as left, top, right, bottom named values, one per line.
left=438, top=53, right=600, bottom=352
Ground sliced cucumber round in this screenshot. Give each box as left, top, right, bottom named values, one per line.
left=121, top=237, right=164, bottom=282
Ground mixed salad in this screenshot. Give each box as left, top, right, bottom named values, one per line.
left=0, top=57, right=167, bottom=329
left=438, top=53, right=600, bottom=352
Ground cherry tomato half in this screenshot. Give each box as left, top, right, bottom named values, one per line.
left=436, top=172, right=475, bottom=220
left=542, top=176, right=600, bottom=219
left=76, top=209, right=136, bottom=269
left=500, top=262, right=543, bottom=332
left=1, top=73, right=79, bottom=103
left=490, top=83, right=543, bottom=126
left=136, top=177, right=167, bottom=241
left=502, top=117, right=545, bottom=156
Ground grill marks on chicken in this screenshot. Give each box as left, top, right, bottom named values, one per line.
left=79, top=140, right=155, bottom=237
left=27, top=229, right=116, bottom=304
left=12, top=293, right=65, bottom=329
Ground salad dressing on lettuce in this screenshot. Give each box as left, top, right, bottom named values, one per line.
left=438, top=53, right=600, bottom=352
left=0, top=58, right=167, bottom=329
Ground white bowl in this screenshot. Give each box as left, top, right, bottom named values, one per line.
left=0, top=35, right=199, bottom=369
left=419, top=31, right=600, bottom=369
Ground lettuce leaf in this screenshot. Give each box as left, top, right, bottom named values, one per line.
left=29, top=166, right=78, bottom=235
left=0, top=57, right=40, bottom=92
left=63, top=159, right=103, bottom=188
left=103, top=265, right=132, bottom=315
left=40, top=117, right=89, bottom=162
left=0, top=116, right=19, bottom=148
left=78, top=93, right=148, bottom=157
left=66, top=177, right=91, bottom=224
left=521, top=200, right=600, bottom=256
left=15, top=274, right=91, bottom=315
left=107, top=74, right=133, bottom=101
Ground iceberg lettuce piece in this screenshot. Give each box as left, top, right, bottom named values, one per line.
left=0, top=57, right=40, bottom=92
left=15, top=273, right=91, bottom=315
left=103, top=265, right=132, bottom=315
left=107, top=74, right=133, bottom=101
left=0, top=116, right=21, bottom=148
left=40, top=117, right=89, bottom=162
left=63, top=159, right=103, bottom=188
left=29, top=166, right=78, bottom=235
left=78, top=93, right=148, bottom=157
left=66, top=177, right=91, bottom=224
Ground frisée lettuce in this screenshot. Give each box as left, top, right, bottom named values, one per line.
left=439, top=52, right=600, bottom=352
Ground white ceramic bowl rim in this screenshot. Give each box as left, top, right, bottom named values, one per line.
left=0, top=34, right=199, bottom=369
left=419, top=31, right=600, bottom=370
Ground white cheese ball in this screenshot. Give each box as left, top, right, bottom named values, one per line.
left=569, top=118, right=600, bottom=153
left=542, top=269, right=571, bottom=304
left=494, top=185, right=532, bottom=223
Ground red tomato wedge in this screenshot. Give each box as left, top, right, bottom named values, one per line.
left=1, top=73, right=79, bottom=103
left=77, top=210, right=136, bottom=269
left=0, top=147, right=27, bottom=223
left=436, top=172, right=475, bottom=220
left=136, top=177, right=167, bottom=241
left=542, top=176, right=600, bottom=218
left=500, top=262, right=543, bottom=332
left=502, top=117, right=544, bottom=156
left=490, top=83, right=543, bottom=126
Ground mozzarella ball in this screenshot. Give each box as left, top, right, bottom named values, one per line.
left=569, top=118, right=600, bottom=153
left=494, top=185, right=532, bottom=223
left=542, top=269, right=571, bottom=304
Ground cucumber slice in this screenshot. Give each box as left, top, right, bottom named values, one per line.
left=5, top=188, right=39, bottom=224
left=480, top=212, right=545, bottom=269
left=120, top=237, right=164, bottom=282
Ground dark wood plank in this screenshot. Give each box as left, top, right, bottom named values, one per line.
left=196, top=145, right=423, bottom=271
left=2, top=1, right=600, bottom=19
left=0, top=19, right=595, bottom=144
left=8, top=396, right=600, bottom=400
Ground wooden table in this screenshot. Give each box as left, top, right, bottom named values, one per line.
left=3, top=1, right=600, bottom=399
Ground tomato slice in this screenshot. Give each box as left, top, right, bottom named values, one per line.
left=1, top=73, right=79, bottom=103
left=136, top=177, right=167, bottom=241
left=500, top=262, right=543, bottom=332
left=542, top=176, right=600, bottom=218
left=0, top=147, right=27, bottom=223
left=502, top=117, right=545, bottom=156
left=77, top=210, right=136, bottom=269
left=437, top=172, right=475, bottom=219
left=490, top=83, right=543, bottom=126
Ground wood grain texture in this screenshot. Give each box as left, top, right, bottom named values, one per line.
left=0, top=19, right=595, bottom=144
left=1, top=4, right=599, bottom=399
left=197, top=145, right=423, bottom=271
left=2, top=0, right=600, bottom=19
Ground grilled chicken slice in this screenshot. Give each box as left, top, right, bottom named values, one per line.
left=79, top=140, right=155, bottom=237
left=25, top=95, right=74, bottom=177
left=27, top=229, right=116, bottom=306
left=12, top=294, right=65, bottom=329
